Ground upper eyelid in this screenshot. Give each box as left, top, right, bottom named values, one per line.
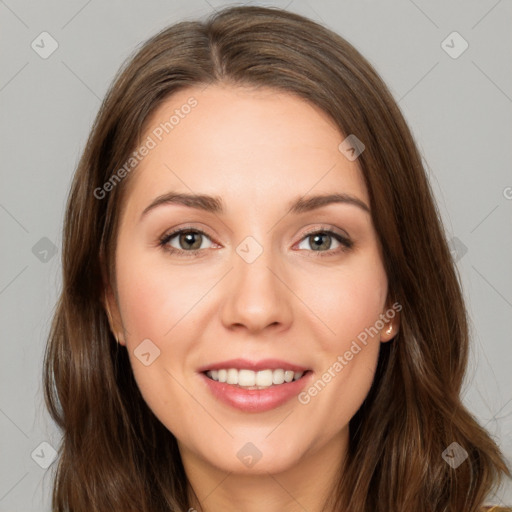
left=300, top=225, right=350, bottom=240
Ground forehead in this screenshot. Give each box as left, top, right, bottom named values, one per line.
left=122, top=84, right=369, bottom=218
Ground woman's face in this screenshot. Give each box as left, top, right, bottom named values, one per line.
left=106, top=84, right=399, bottom=476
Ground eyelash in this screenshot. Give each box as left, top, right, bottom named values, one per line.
left=158, top=226, right=354, bottom=258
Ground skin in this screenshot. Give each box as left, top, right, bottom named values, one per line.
left=105, top=83, right=400, bottom=512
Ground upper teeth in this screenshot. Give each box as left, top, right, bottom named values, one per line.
left=206, top=368, right=304, bottom=388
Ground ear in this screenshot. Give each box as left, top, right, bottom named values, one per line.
left=99, top=251, right=126, bottom=346
left=102, top=285, right=126, bottom=346
left=380, top=297, right=401, bottom=343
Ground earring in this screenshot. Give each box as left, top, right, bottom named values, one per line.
left=386, top=325, right=393, bottom=335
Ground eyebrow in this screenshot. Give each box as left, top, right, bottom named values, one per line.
left=140, top=191, right=370, bottom=220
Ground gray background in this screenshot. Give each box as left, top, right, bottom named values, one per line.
left=1, top=0, right=511, bottom=510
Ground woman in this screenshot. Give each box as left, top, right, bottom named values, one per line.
left=43, top=5, right=511, bottom=511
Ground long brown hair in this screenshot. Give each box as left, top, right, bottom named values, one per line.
left=43, top=5, right=511, bottom=511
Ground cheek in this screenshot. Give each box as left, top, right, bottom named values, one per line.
left=303, top=255, right=388, bottom=348
left=115, top=249, right=204, bottom=343
left=295, top=266, right=386, bottom=441
left=113, top=250, right=199, bottom=425
left=113, top=248, right=208, bottom=408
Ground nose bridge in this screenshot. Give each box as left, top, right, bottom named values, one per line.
left=220, top=233, right=293, bottom=332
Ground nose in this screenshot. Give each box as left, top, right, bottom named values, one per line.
left=219, top=244, right=294, bottom=335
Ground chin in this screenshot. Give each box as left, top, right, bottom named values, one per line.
left=199, top=437, right=305, bottom=476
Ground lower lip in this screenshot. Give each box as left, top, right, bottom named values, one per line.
left=200, top=371, right=313, bottom=412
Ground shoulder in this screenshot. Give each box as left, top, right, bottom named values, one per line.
left=481, top=507, right=512, bottom=511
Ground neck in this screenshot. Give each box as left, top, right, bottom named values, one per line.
left=181, top=427, right=349, bottom=512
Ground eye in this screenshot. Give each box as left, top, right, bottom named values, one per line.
left=159, top=228, right=214, bottom=256
left=296, top=229, right=353, bottom=256
left=158, top=226, right=353, bottom=258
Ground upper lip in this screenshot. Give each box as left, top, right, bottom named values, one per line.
left=197, top=358, right=311, bottom=373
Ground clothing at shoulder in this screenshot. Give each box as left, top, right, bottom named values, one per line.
left=482, top=506, right=512, bottom=511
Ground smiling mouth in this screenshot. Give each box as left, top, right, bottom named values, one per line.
left=203, top=368, right=312, bottom=390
